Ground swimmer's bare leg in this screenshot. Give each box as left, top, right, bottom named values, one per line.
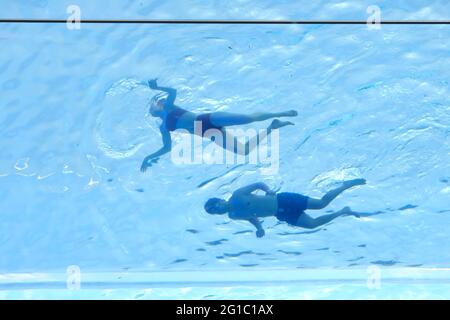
left=210, top=110, right=298, bottom=127
left=249, top=110, right=298, bottom=121
left=306, top=179, right=366, bottom=210
left=294, top=207, right=359, bottom=229
left=221, top=119, right=294, bottom=155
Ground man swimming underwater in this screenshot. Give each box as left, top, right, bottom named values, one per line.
left=140, top=79, right=298, bottom=172
left=204, top=179, right=366, bottom=238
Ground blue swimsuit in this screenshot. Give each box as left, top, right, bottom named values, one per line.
left=165, top=107, right=187, bottom=132
left=276, top=193, right=309, bottom=225
left=165, top=108, right=223, bottom=134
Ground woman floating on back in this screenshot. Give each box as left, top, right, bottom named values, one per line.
left=140, top=79, right=298, bottom=172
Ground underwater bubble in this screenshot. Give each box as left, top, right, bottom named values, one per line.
left=94, top=78, right=162, bottom=159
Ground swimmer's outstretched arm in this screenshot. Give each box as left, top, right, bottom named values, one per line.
left=140, top=126, right=172, bottom=172
left=249, top=217, right=265, bottom=238
left=147, top=79, right=177, bottom=105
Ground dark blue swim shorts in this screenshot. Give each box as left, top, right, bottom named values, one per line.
left=276, top=192, right=309, bottom=225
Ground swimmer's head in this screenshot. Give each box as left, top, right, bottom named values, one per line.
left=204, top=198, right=229, bottom=215
left=148, top=93, right=167, bottom=117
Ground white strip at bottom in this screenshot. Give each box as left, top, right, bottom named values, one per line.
left=1, top=267, right=449, bottom=289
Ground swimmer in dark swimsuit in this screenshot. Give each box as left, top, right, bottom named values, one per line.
left=140, top=79, right=298, bottom=172
left=204, top=179, right=366, bottom=238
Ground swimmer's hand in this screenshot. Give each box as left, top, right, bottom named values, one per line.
left=266, top=189, right=276, bottom=196
left=140, top=156, right=159, bottom=172
left=148, top=78, right=158, bottom=89
left=249, top=217, right=264, bottom=238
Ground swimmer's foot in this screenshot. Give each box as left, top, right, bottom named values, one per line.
left=343, top=178, right=366, bottom=188
left=269, top=119, right=294, bottom=130
left=341, top=206, right=361, bottom=218
left=281, top=110, right=298, bottom=117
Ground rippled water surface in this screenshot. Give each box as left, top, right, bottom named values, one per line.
left=0, top=1, right=449, bottom=298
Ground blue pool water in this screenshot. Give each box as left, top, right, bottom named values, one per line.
left=0, top=1, right=449, bottom=299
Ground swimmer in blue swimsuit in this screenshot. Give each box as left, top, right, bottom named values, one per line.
left=140, top=79, right=298, bottom=172
left=204, top=179, right=366, bottom=238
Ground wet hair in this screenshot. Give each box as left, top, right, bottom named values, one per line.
left=204, top=197, right=227, bottom=214
left=148, top=93, right=167, bottom=113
